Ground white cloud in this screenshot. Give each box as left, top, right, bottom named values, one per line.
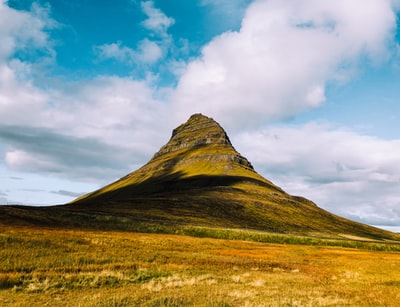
left=0, top=73, right=172, bottom=182
left=0, top=6, right=170, bottom=180
left=95, top=39, right=162, bottom=64
left=172, top=0, right=397, bottom=128
left=141, top=0, right=175, bottom=35
left=0, top=2, right=55, bottom=127
left=95, top=1, right=174, bottom=66
left=0, top=5, right=169, bottom=181
left=0, top=0, right=170, bottom=156
left=95, top=42, right=134, bottom=62
left=50, top=76, right=168, bottom=144
left=0, top=2, right=49, bottom=59
left=5, top=150, right=58, bottom=173
left=233, top=123, right=400, bottom=227
left=0, top=63, right=49, bottom=126
left=137, top=38, right=163, bottom=63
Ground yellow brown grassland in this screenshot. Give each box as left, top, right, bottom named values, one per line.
left=1, top=225, right=400, bottom=306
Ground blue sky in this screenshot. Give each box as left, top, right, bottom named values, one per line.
left=1, top=0, right=400, bottom=232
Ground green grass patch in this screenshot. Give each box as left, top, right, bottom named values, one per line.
left=172, top=225, right=400, bottom=252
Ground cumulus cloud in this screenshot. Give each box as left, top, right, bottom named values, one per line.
left=141, top=0, right=175, bottom=35
left=95, top=1, right=174, bottom=68
left=95, top=39, right=162, bottom=65
left=0, top=2, right=56, bottom=128
left=0, top=2, right=172, bottom=181
left=0, top=63, right=49, bottom=126
left=233, top=123, right=400, bottom=227
left=49, top=76, right=169, bottom=144
left=172, top=0, right=397, bottom=128
left=0, top=1, right=54, bottom=60
left=95, top=42, right=134, bottom=62
left=0, top=6, right=171, bottom=180
left=0, top=74, right=173, bottom=181
left=137, top=39, right=163, bottom=63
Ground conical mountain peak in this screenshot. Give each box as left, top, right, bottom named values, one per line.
left=67, top=114, right=400, bottom=241
left=72, top=113, right=263, bottom=203
left=153, top=113, right=233, bottom=159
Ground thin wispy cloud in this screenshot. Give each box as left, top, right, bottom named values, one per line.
left=51, top=190, right=84, bottom=197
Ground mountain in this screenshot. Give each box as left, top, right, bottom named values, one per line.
left=0, top=113, right=397, bottom=241
left=64, top=113, right=396, bottom=240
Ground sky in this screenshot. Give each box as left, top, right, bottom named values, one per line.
left=1, top=0, right=400, bottom=232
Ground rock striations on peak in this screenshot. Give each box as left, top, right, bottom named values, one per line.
left=152, top=113, right=254, bottom=170
left=154, top=113, right=233, bottom=157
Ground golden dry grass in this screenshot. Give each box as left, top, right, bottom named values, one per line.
left=1, top=226, right=400, bottom=306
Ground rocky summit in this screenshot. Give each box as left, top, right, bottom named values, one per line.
left=152, top=113, right=254, bottom=170
left=67, top=114, right=397, bottom=240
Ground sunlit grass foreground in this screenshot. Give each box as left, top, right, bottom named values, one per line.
left=1, top=225, right=400, bottom=306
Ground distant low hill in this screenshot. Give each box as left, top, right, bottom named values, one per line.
left=0, top=114, right=398, bottom=241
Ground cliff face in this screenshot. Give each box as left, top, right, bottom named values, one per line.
left=155, top=113, right=234, bottom=156
left=150, top=113, right=254, bottom=172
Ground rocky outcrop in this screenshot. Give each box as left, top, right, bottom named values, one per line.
left=152, top=113, right=254, bottom=170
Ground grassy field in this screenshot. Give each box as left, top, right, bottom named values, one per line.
left=1, top=226, right=400, bottom=306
